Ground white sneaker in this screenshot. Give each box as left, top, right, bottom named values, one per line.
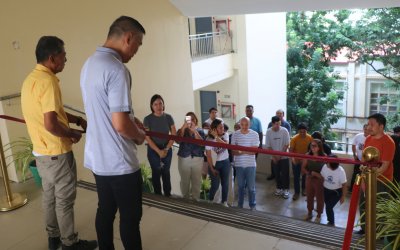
left=222, top=201, right=229, bottom=207
left=274, top=189, right=283, bottom=196
left=283, top=190, right=290, bottom=199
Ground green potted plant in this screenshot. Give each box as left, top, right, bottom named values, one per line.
left=200, top=177, right=211, bottom=200
left=140, top=163, right=153, bottom=193
left=4, top=137, right=41, bottom=186
left=375, top=178, right=400, bottom=250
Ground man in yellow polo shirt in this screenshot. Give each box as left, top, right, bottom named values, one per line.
left=21, top=36, right=97, bottom=250
left=289, top=122, right=313, bottom=200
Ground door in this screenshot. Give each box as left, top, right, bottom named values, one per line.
left=200, top=91, right=217, bottom=124
left=195, top=17, right=213, bottom=56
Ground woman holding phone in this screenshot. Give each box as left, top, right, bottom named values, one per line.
left=144, top=94, right=176, bottom=197
left=177, top=112, right=205, bottom=200
left=206, top=118, right=230, bottom=206
left=301, top=139, right=326, bottom=223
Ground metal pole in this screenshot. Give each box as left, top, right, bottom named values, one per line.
left=0, top=132, right=28, bottom=211
left=365, top=167, right=377, bottom=250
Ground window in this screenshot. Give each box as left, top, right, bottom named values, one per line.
left=369, top=82, right=398, bottom=116
left=334, top=80, right=346, bottom=113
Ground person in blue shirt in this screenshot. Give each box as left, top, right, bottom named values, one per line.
left=245, top=105, right=263, bottom=150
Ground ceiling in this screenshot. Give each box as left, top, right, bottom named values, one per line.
left=170, top=0, right=400, bottom=17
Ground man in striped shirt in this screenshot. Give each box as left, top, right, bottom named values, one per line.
left=231, top=117, right=260, bottom=210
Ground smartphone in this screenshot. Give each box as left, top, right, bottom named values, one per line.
left=185, top=116, right=191, bottom=125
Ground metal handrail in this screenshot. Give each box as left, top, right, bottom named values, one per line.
left=0, top=92, right=86, bottom=116
left=189, top=31, right=233, bottom=60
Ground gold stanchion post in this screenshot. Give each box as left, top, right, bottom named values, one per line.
left=0, top=132, right=28, bottom=211
left=362, top=146, right=380, bottom=250
left=365, top=168, right=377, bottom=250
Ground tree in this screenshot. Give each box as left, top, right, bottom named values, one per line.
left=346, top=8, right=400, bottom=129
left=348, top=8, right=400, bottom=86
left=286, top=12, right=349, bottom=137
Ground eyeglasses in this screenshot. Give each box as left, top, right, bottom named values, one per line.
left=310, top=144, right=318, bottom=148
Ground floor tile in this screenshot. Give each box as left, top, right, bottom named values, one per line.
left=182, top=222, right=280, bottom=250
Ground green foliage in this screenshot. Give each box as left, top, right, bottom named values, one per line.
left=200, top=177, right=211, bottom=200
left=376, top=179, right=400, bottom=249
left=4, top=137, right=35, bottom=182
left=287, top=12, right=345, bottom=136
left=346, top=8, right=400, bottom=129
left=140, top=163, right=154, bottom=193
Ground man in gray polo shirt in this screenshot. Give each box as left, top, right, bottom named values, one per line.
left=80, top=16, right=146, bottom=250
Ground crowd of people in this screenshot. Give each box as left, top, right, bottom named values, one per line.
left=19, top=15, right=400, bottom=250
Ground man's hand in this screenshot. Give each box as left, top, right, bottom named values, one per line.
left=158, top=149, right=167, bottom=158
left=134, top=117, right=144, bottom=130
left=80, top=118, right=87, bottom=132
left=210, top=167, right=219, bottom=177
left=70, top=129, right=82, bottom=143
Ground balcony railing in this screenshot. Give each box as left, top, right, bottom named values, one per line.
left=189, top=31, right=233, bottom=60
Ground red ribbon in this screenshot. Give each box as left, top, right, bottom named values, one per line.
left=0, top=114, right=368, bottom=165
left=146, top=131, right=367, bottom=166
left=342, top=181, right=361, bottom=250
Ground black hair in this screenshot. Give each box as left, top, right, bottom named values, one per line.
left=394, top=126, right=400, bottom=133
left=368, top=113, right=386, bottom=128
left=246, top=105, right=254, bottom=110
left=209, top=107, right=217, bottom=113
left=328, top=154, right=339, bottom=170
left=150, top=94, right=165, bottom=113
left=202, top=122, right=210, bottom=129
left=224, top=123, right=229, bottom=132
left=208, top=119, right=224, bottom=139
left=107, top=16, right=146, bottom=38
left=297, top=122, right=308, bottom=130
left=35, top=36, right=64, bottom=63
left=271, top=115, right=280, bottom=124
left=311, top=131, right=325, bottom=142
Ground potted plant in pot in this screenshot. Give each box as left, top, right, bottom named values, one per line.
left=375, top=178, right=400, bottom=250
left=140, top=163, right=153, bottom=193
left=4, top=137, right=41, bottom=187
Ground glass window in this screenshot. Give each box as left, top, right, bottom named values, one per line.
left=369, top=81, right=398, bottom=116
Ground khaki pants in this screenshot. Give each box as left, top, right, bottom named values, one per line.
left=36, top=151, right=78, bottom=246
left=178, top=156, right=203, bottom=200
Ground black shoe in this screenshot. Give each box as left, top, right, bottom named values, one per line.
left=356, top=229, right=365, bottom=235
left=267, top=175, right=275, bottom=181
left=62, top=240, right=98, bottom=250
left=49, top=237, right=61, bottom=250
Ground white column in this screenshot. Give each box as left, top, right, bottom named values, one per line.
left=244, top=13, right=287, bottom=131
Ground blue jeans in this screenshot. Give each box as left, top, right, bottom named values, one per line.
left=236, top=166, right=256, bottom=208
left=209, top=159, right=230, bottom=203
left=147, top=147, right=172, bottom=196
left=292, top=162, right=306, bottom=195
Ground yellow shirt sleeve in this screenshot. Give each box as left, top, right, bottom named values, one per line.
left=40, top=80, right=60, bottom=114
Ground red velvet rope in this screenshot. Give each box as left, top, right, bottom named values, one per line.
left=342, top=181, right=361, bottom=250
left=0, top=114, right=365, bottom=247
left=146, top=131, right=367, bottom=166
left=0, top=114, right=367, bottom=165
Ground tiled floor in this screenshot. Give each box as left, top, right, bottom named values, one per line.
left=0, top=178, right=331, bottom=250
left=249, top=173, right=360, bottom=228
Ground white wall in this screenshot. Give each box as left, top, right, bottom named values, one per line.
left=1, top=0, right=194, bottom=192
left=242, top=13, right=287, bottom=133
left=192, top=54, right=234, bottom=90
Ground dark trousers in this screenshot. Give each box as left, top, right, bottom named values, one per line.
left=272, top=158, right=290, bottom=189
left=94, top=171, right=143, bottom=250
left=324, top=187, right=342, bottom=224
left=147, top=147, right=172, bottom=196
left=209, top=159, right=231, bottom=203
left=292, top=162, right=306, bottom=195
left=350, top=164, right=361, bottom=191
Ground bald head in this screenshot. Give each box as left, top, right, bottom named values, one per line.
left=240, top=117, right=250, bottom=132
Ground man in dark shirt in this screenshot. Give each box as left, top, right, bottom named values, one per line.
left=391, top=126, right=400, bottom=183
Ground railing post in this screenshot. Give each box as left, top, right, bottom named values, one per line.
left=0, top=132, right=28, bottom=211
